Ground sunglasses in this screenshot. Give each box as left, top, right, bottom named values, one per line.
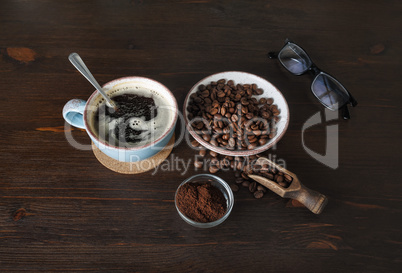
left=268, top=39, right=357, bottom=119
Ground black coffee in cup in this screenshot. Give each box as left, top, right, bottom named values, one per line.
left=92, top=87, right=173, bottom=148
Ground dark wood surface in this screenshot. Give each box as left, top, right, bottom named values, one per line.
left=1, top=0, right=401, bottom=272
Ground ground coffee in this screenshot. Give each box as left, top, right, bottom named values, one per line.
left=176, top=182, right=227, bottom=223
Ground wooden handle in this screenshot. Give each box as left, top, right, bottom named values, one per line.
left=289, top=185, right=328, bottom=214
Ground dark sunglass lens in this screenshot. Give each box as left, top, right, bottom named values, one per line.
left=311, top=73, right=350, bottom=110
left=278, top=43, right=312, bottom=75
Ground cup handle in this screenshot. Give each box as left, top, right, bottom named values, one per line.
left=62, top=99, right=87, bottom=129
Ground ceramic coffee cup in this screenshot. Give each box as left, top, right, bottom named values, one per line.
left=63, top=76, right=178, bottom=162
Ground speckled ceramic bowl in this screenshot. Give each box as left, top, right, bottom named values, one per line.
left=183, top=71, right=290, bottom=157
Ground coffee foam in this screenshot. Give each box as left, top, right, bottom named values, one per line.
left=89, top=84, right=174, bottom=148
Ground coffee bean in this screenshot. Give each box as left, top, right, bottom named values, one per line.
left=278, top=181, right=287, bottom=187
left=194, top=160, right=203, bottom=168
left=284, top=174, right=293, bottom=182
left=199, top=149, right=207, bottom=157
left=257, top=185, right=266, bottom=193
left=230, top=183, right=239, bottom=192
left=211, top=158, right=219, bottom=166
left=269, top=132, right=277, bottom=139
left=210, top=150, right=218, bottom=157
left=242, top=180, right=250, bottom=187
left=210, top=139, right=218, bottom=146
left=247, top=143, right=257, bottom=150
left=235, top=177, right=244, bottom=184
left=201, top=90, right=210, bottom=97
left=245, top=112, right=254, bottom=119
left=240, top=97, right=249, bottom=105
left=209, top=165, right=219, bottom=174
left=191, top=139, right=200, bottom=147
left=254, top=190, right=264, bottom=199
left=264, top=173, right=274, bottom=180
left=228, top=138, right=236, bottom=147
left=202, top=134, right=211, bottom=142
left=249, top=181, right=257, bottom=193
left=210, top=108, right=218, bottom=115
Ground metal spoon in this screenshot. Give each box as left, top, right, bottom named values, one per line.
left=68, top=53, right=117, bottom=110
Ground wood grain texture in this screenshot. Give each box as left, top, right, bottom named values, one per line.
left=1, top=0, right=401, bottom=272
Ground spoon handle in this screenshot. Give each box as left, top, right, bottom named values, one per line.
left=68, top=53, right=115, bottom=108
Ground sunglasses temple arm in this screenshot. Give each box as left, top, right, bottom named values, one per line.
left=342, top=105, right=351, bottom=120
left=267, top=52, right=278, bottom=59
left=348, top=92, right=358, bottom=107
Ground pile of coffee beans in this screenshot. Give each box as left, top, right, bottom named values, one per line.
left=251, top=162, right=293, bottom=189
left=187, top=79, right=281, bottom=151
left=190, top=140, right=293, bottom=199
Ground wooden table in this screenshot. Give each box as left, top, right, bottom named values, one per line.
left=1, top=0, right=401, bottom=272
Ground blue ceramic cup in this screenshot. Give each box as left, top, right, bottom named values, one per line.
left=63, top=76, right=178, bottom=162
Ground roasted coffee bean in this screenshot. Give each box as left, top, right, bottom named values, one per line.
left=278, top=181, right=287, bottom=187
left=241, top=180, right=250, bottom=187
left=245, top=112, right=254, bottom=119
left=201, top=90, right=210, bottom=97
left=199, top=149, right=207, bottom=157
left=235, top=177, right=244, bottom=184
left=210, top=150, right=218, bottom=157
left=254, top=190, right=264, bottom=199
left=276, top=175, right=284, bottom=183
left=257, top=185, right=266, bottom=193
left=249, top=181, right=257, bottom=193
left=202, top=134, right=211, bottom=142
left=210, top=108, right=218, bottom=115
left=230, top=183, right=239, bottom=192
left=247, top=143, right=257, bottom=150
left=228, top=138, right=236, bottom=147
left=241, top=172, right=249, bottom=180
left=194, top=160, right=203, bottom=168
left=264, top=173, right=274, bottom=180
left=195, top=122, right=204, bottom=130
left=191, top=139, right=200, bottom=147
left=284, top=174, right=293, bottom=182
left=209, top=165, right=219, bottom=174
left=240, top=97, right=249, bottom=105
left=211, top=157, right=219, bottom=166
left=210, top=139, right=218, bottom=146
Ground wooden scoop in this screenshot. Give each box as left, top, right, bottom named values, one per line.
left=248, top=157, right=328, bottom=214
